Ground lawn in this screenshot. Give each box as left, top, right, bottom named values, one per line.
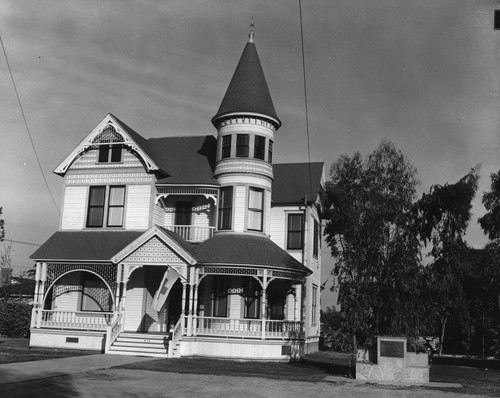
left=0, top=338, right=97, bottom=364
left=117, top=351, right=500, bottom=397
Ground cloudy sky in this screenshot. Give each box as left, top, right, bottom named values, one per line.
left=0, top=1, right=499, bottom=306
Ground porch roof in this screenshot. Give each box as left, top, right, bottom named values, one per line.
left=194, top=233, right=311, bottom=275
left=30, top=231, right=143, bottom=262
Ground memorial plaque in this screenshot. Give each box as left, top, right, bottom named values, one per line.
left=380, top=340, right=404, bottom=358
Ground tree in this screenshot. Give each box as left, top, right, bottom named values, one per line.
left=323, top=140, right=423, bottom=351
left=0, top=207, right=4, bottom=242
left=414, top=167, right=480, bottom=355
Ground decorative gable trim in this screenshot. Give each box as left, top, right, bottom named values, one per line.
left=111, top=225, right=197, bottom=266
left=54, top=114, right=159, bottom=175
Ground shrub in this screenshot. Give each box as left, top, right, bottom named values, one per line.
left=0, top=299, right=32, bottom=338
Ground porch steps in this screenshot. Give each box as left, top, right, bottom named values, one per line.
left=108, top=333, right=169, bottom=358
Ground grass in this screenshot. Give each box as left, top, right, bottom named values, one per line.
left=0, top=338, right=97, bottom=364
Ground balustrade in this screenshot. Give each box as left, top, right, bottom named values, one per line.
left=33, top=309, right=113, bottom=331
left=164, top=225, right=214, bottom=242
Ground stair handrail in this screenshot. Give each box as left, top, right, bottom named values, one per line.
left=168, top=316, right=184, bottom=357
left=104, top=312, right=123, bottom=353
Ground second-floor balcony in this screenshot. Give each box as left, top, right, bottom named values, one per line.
left=164, top=225, right=215, bottom=242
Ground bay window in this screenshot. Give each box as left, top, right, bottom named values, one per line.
left=247, top=188, right=264, bottom=231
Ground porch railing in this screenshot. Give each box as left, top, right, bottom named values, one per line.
left=195, top=317, right=304, bottom=340
left=32, top=309, right=114, bottom=331
left=168, top=316, right=184, bottom=357
left=164, top=225, right=215, bottom=242
left=105, top=312, right=123, bottom=352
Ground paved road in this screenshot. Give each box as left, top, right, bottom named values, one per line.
left=0, top=354, right=486, bottom=398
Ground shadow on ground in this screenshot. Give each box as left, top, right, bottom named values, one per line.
left=0, top=371, right=77, bottom=398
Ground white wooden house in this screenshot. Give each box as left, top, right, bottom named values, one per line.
left=30, top=32, right=325, bottom=360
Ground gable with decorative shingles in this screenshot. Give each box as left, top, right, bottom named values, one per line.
left=123, top=236, right=188, bottom=266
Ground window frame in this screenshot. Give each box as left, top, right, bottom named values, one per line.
left=254, top=135, right=266, bottom=160
left=212, top=277, right=228, bottom=317
left=243, top=277, right=261, bottom=319
left=247, top=187, right=264, bottom=232
left=98, top=144, right=122, bottom=163
left=311, top=284, right=318, bottom=325
left=287, top=213, right=304, bottom=250
left=313, top=219, right=319, bottom=258
left=268, top=140, right=273, bottom=163
left=80, top=272, right=112, bottom=312
left=236, top=134, right=249, bottom=157
left=86, top=185, right=126, bottom=228
left=218, top=187, right=233, bottom=230
left=221, top=135, right=232, bottom=159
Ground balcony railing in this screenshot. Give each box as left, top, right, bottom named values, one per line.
left=164, top=225, right=215, bottom=242
left=32, top=309, right=114, bottom=331
left=194, top=316, right=304, bottom=340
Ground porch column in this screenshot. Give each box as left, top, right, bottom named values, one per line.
left=181, top=281, right=187, bottom=335
left=293, top=286, right=298, bottom=322
left=120, top=265, right=129, bottom=319
left=36, top=263, right=48, bottom=328
left=192, top=269, right=199, bottom=336
left=31, top=262, right=42, bottom=328
left=261, top=269, right=268, bottom=340
left=114, top=263, right=122, bottom=313
left=187, top=271, right=195, bottom=336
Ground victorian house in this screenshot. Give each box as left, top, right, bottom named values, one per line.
left=30, top=32, right=324, bottom=360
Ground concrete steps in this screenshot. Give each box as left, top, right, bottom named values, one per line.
left=108, top=333, right=169, bottom=358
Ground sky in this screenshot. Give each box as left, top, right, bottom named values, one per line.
left=0, top=0, right=499, bottom=308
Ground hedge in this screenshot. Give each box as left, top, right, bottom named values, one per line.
left=0, top=299, right=32, bottom=338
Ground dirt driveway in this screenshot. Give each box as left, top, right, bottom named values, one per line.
left=0, top=368, right=485, bottom=398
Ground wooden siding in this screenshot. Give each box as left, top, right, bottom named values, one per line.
left=61, top=186, right=87, bottom=230
left=125, top=185, right=152, bottom=230
left=51, top=272, right=81, bottom=311
left=124, top=267, right=145, bottom=332
left=233, top=186, right=246, bottom=232
left=70, top=147, right=144, bottom=170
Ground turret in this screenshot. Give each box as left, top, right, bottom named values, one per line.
left=213, top=31, right=280, bottom=236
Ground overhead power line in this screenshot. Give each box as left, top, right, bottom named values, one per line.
left=0, top=32, right=60, bottom=215
left=5, top=239, right=41, bottom=247
left=298, top=0, right=315, bottom=201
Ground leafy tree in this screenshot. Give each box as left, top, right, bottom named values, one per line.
left=323, top=140, right=423, bottom=351
left=0, top=207, right=4, bottom=242
left=414, top=167, right=480, bottom=355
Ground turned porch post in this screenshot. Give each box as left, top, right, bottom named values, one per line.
left=31, top=262, right=42, bottom=328
left=192, top=268, right=199, bottom=336
left=187, top=271, right=195, bottom=336
left=181, top=281, right=187, bottom=335
left=261, top=269, right=268, bottom=340
left=36, top=263, right=48, bottom=327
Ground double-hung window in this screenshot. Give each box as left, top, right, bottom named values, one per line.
left=86, top=186, right=125, bottom=228
left=213, top=277, right=228, bottom=317
left=244, top=278, right=260, bottom=319
left=247, top=188, right=264, bottom=231
left=236, top=134, right=249, bottom=157
left=218, top=187, right=233, bottom=230
left=287, top=213, right=304, bottom=250
left=98, top=144, right=122, bottom=163
left=221, top=135, right=231, bottom=159
left=254, top=136, right=266, bottom=160
left=313, top=219, right=319, bottom=258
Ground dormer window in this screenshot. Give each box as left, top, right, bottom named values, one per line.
left=98, top=145, right=122, bottom=163
left=236, top=134, right=249, bottom=157
left=254, top=136, right=265, bottom=160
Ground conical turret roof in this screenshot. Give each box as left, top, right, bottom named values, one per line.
left=212, top=34, right=281, bottom=127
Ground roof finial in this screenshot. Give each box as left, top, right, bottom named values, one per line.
left=249, top=17, right=254, bottom=43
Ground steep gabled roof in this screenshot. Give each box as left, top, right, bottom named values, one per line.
left=30, top=231, right=143, bottom=262
left=212, top=36, right=280, bottom=127
left=272, top=162, right=325, bottom=205
left=194, top=233, right=310, bottom=275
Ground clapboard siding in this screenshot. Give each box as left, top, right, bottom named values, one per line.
left=125, top=185, right=152, bottom=230
left=233, top=186, right=246, bottom=232
left=61, top=186, right=87, bottom=230
left=124, top=268, right=145, bottom=332
left=52, top=272, right=81, bottom=310
left=152, top=201, right=165, bottom=226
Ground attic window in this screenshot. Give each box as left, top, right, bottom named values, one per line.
left=98, top=145, right=122, bottom=163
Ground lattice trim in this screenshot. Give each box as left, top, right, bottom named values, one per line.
left=92, top=125, right=124, bottom=143
left=46, top=263, right=117, bottom=293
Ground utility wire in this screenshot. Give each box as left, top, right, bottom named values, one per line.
left=298, top=0, right=315, bottom=202
left=5, top=239, right=41, bottom=247
left=0, top=32, right=60, bottom=215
